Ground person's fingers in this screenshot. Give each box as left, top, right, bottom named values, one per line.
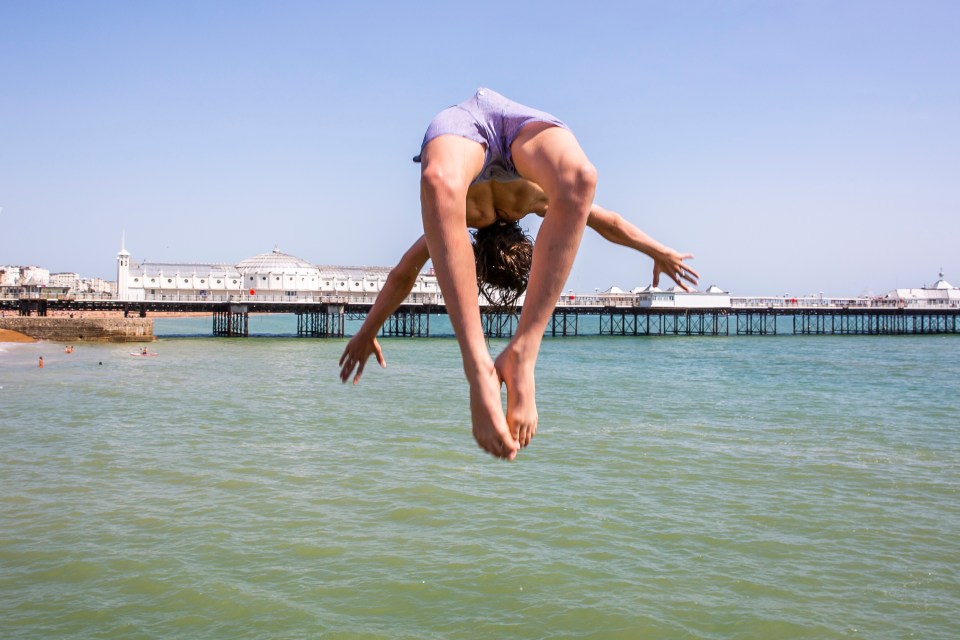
left=353, top=357, right=367, bottom=385
left=681, top=263, right=700, bottom=280
left=373, top=340, right=386, bottom=368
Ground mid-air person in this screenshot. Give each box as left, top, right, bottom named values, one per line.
left=339, top=89, right=698, bottom=460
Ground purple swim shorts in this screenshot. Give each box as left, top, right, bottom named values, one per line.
left=414, top=88, right=569, bottom=183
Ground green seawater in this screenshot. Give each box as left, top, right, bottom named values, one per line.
left=1, top=318, right=958, bottom=639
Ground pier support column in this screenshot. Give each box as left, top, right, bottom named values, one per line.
left=600, top=310, right=638, bottom=336
left=382, top=306, right=429, bottom=337
left=213, top=304, right=249, bottom=337
left=736, top=310, right=776, bottom=335
left=482, top=312, right=516, bottom=338
left=18, top=299, right=47, bottom=316
left=550, top=310, right=578, bottom=336
left=297, top=305, right=345, bottom=338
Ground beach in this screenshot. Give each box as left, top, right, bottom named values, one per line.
left=0, top=328, right=35, bottom=343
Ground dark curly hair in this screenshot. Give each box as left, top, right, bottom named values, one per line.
left=472, top=220, right=534, bottom=313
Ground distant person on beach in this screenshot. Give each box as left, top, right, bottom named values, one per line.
left=339, top=89, right=697, bottom=460
left=38, top=356, right=44, bottom=368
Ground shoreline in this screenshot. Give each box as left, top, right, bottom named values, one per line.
left=0, top=317, right=155, bottom=343
left=0, top=312, right=211, bottom=343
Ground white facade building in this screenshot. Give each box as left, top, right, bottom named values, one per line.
left=50, top=272, right=82, bottom=291
left=1, top=265, right=50, bottom=286
left=116, top=245, right=439, bottom=302
left=631, top=284, right=731, bottom=309
left=881, top=272, right=960, bottom=306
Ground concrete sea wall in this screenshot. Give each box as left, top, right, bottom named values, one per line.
left=0, top=317, right=154, bottom=343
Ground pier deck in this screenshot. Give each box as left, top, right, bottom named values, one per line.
left=3, top=294, right=958, bottom=338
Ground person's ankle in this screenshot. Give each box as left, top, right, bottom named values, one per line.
left=502, top=336, right=539, bottom=364
left=462, top=357, right=496, bottom=384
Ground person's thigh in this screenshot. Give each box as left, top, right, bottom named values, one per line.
left=419, top=134, right=486, bottom=189
left=510, top=123, right=592, bottom=196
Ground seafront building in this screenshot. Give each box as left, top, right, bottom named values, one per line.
left=0, top=265, right=68, bottom=299
left=0, top=265, right=50, bottom=287
left=1, top=265, right=116, bottom=298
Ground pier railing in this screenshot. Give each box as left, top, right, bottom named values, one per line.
left=3, top=291, right=959, bottom=310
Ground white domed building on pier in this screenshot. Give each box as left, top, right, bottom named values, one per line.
left=117, top=244, right=440, bottom=302
left=236, top=249, right=322, bottom=296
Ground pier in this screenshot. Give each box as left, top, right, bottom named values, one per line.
left=3, top=292, right=958, bottom=339
left=6, top=247, right=956, bottom=341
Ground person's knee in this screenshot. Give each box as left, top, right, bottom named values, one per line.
left=574, top=160, right=599, bottom=198
left=420, top=164, right=465, bottom=205
left=554, top=159, right=598, bottom=216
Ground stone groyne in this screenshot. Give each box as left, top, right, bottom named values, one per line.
left=0, top=317, right=154, bottom=343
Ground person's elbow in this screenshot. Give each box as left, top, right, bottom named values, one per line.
left=387, top=263, right=419, bottom=291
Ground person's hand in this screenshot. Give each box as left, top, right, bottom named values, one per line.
left=652, top=249, right=699, bottom=291
left=339, top=334, right=386, bottom=384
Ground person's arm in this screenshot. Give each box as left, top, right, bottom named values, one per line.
left=586, top=204, right=700, bottom=290
left=338, top=236, right=430, bottom=384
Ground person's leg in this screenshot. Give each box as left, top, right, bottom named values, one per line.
left=495, top=123, right=597, bottom=447
left=419, top=134, right=520, bottom=460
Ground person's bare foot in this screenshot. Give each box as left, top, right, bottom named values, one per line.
left=495, top=345, right=538, bottom=448
left=468, top=365, right=519, bottom=460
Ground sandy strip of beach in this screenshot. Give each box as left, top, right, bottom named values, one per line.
left=0, top=329, right=37, bottom=343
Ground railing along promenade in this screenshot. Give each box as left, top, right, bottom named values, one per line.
left=2, top=292, right=958, bottom=337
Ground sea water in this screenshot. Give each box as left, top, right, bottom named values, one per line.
left=1, top=317, right=958, bottom=639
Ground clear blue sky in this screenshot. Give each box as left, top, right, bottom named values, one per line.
left=2, top=0, right=957, bottom=296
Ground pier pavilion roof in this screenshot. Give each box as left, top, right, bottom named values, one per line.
left=237, top=248, right=317, bottom=275
left=316, top=265, right=394, bottom=280
left=882, top=271, right=959, bottom=302
left=134, top=262, right=241, bottom=278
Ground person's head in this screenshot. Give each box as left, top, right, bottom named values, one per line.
left=472, top=220, right=533, bottom=312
